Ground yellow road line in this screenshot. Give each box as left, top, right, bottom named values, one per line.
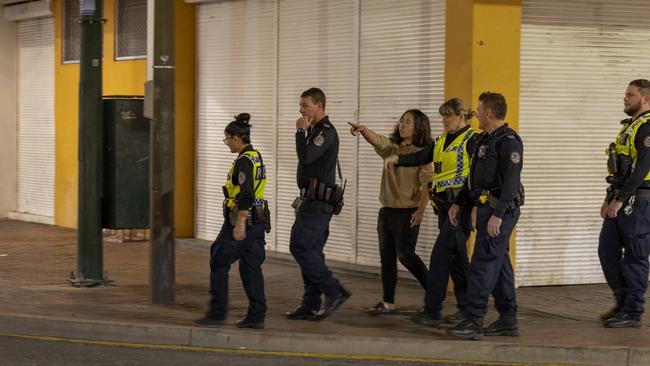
left=0, top=332, right=592, bottom=366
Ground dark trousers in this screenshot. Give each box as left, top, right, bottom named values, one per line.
left=464, top=206, right=519, bottom=320
left=423, top=205, right=471, bottom=316
left=599, top=196, right=650, bottom=320
left=209, top=222, right=266, bottom=322
left=377, top=207, right=428, bottom=303
left=290, top=199, right=344, bottom=311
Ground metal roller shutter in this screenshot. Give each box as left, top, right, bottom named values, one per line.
left=356, top=0, right=445, bottom=267
left=195, top=0, right=277, bottom=243
left=518, top=0, right=650, bottom=285
left=275, top=0, right=358, bottom=262
left=15, top=17, right=55, bottom=224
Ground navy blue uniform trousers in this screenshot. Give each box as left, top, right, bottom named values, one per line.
left=423, top=205, right=471, bottom=316
left=599, top=196, right=650, bottom=320
left=209, top=222, right=266, bottom=322
left=290, top=199, right=344, bottom=311
left=464, top=206, right=519, bottom=320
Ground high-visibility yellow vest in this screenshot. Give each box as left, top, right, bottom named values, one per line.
left=224, top=149, right=266, bottom=209
left=613, top=113, right=650, bottom=181
left=432, top=127, right=475, bottom=193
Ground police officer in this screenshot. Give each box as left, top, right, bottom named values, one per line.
left=599, top=79, right=650, bottom=328
left=286, top=87, right=350, bottom=321
left=195, top=113, right=269, bottom=329
left=446, top=92, right=524, bottom=340
left=385, top=98, right=478, bottom=327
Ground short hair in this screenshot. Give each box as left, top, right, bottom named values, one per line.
left=479, top=92, right=507, bottom=120
left=224, top=113, right=252, bottom=144
left=629, top=79, right=650, bottom=96
left=439, top=98, right=476, bottom=122
left=389, top=109, right=433, bottom=148
left=300, top=87, right=326, bottom=110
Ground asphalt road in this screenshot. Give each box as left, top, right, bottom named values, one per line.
left=0, top=334, right=526, bottom=366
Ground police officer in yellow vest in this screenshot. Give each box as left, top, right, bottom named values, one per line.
left=385, top=98, right=478, bottom=327
left=599, top=79, right=650, bottom=328
left=196, top=113, right=270, bottom=329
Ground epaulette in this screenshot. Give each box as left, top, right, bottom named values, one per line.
left=621, top=117, right=632, bottom=125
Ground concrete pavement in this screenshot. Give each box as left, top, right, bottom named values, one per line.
left=1, top=219, right=649, bottom=365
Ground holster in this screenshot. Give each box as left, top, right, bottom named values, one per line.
left=304, top=178, right=345, bottom=215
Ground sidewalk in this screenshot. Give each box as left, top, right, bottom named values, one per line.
left=1, top=219, right=649, bottom=366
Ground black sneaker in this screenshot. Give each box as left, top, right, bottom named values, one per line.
left=313, top=288, right=351, bottom=321
left=443, top=310, right=466, bottom=325
left=286, top=305, right=318, bottom=320
left=194, top=315, right=226, bottom=326
left=483, top=317, right=519, bottom=336
left=604, top=312, right=642, bottom=328
left=599, top=307, right=620, bottom=323
left=368, top=302, right=398, bottom=316
left=447, top=318, right=483, bottom=341
left=236, top=318, right=265, bottom=329
left=409, top=310, right=442, bottom=327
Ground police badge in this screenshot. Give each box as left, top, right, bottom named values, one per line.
left=313, top=134, right=325, bottom=147
left=477, top=145, right=487, bottom=159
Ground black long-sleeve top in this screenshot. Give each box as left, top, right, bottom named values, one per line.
left=295, top=116, right=339, bottom=189
left=397, top=125, right=478, bottom=167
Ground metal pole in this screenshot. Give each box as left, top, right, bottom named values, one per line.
left=72, top=0, right=108, bottom=287
left=150, top=0, right=175, bottom=304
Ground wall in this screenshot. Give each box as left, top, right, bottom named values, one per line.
left=445, top=0, right=522, bottom=262
left=0, top=15, right=17, bottom=218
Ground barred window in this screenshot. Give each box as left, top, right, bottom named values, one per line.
left=115, top=0, right=147, bottom=59
left=63, top=0, right=81, bottom=63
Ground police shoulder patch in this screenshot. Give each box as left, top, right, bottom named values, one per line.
left=644, top=135, right=650, bottom=148
left=238, top=171, right=246, bottom=185
left=314, top=134, right=325, bottom=147
left=510, top=151, right=521, bottom=164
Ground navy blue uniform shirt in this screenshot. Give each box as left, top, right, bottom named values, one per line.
left=295, top=116, right=339, bottom=189
left=456, top=123, right=523, bottom=218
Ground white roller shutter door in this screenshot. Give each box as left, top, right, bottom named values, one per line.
left=356, top=0, right=445, bottom=267
left=275, top=0, right=358, bottom=262
left=518, top=0, right=650, bottom=285
left=15, top=17, right=55, bottom=224
left=195, top=0, right=277, bottom=243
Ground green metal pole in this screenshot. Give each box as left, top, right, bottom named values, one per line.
left=150, top=0, right=175, bottom=304
left=74, top=0, right=106, bottom=286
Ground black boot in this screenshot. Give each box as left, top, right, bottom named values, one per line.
left=447, top=318, right=483, bottom=341
left=599, top=307, right=619, bottom=323
left=409, top=310, right=442, bottom=327
left=604, top=312, right=642, bottom=328
left=483, top=317, right=519, bottom=336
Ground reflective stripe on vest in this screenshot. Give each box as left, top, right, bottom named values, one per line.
left=614, top=114, right=650, bottom=181
left=433, top=128, right=475, bottom=193
left=224, top=150, right=266, bottom=209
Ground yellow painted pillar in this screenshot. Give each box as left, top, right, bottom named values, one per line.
left=55, top=0, right=196, bottom=237
left=445, top=0, right=521, bottom=263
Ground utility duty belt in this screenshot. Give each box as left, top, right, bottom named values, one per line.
left=296, top=177, right=346, bottom=215
left=223, top=200, right=271, bottom=233
left=429, top=187, right=461, bottom=211
left=473, top=184, right=525, bottom=210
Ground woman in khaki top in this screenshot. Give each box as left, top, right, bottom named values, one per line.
left=349, top=109, right=433, bottom=315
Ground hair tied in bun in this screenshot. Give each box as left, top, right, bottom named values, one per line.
left=234, top=113, right=251, bottom=125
